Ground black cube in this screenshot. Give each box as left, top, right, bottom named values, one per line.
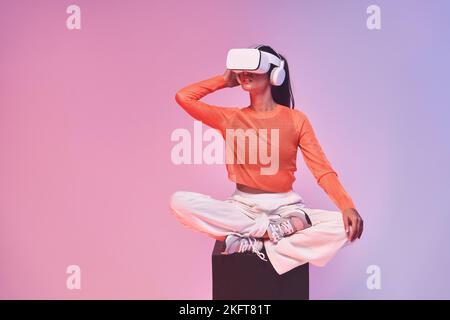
left=211, top=240, right=309, bottom=300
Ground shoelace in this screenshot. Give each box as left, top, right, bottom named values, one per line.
left=238, top=237, right=267, bottom=261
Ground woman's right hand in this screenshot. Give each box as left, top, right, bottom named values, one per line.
left=222, top=69, right=240, bottom=88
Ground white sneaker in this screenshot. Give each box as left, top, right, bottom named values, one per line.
left=221, top=234, right=267, bottom=261
left=267, top=217, right=296, bottom=244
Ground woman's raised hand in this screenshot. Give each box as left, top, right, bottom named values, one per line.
left=222, top=69, right=240, bottom=88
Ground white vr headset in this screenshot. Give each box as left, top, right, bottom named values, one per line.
left=226, top=48, right=286, bottom=86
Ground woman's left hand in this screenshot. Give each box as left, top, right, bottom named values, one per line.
left=342, top=208, right=363, bottom=242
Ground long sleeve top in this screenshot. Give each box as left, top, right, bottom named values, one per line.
left=175, top=75, right=356, bottom=212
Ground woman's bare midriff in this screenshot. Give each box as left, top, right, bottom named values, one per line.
left=236, top=183, right=277, bottom=194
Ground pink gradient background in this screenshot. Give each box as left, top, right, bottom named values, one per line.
left=1, top=0, right=450, bottom=299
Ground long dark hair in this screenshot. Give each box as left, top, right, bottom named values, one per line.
left=251, top=44, right=295, bottom=109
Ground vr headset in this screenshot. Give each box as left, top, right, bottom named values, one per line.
left=226, top=47, right=286, bottom=86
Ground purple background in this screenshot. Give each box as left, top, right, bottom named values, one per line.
left=1, top=0, right=449, bottom=299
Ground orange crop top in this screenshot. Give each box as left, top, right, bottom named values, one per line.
left=174, top=75, right=356, bottom=212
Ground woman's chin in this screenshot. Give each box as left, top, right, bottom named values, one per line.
left=241, top=83, right=252, bottom=91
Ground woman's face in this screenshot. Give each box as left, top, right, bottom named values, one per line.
left=237, top=71, right=270, bottom=92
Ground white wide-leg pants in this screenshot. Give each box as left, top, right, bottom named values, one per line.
left=169, top=189, right=350, bottom=275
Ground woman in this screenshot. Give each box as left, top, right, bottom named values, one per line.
left=170, top=44, right=363, bottom=275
